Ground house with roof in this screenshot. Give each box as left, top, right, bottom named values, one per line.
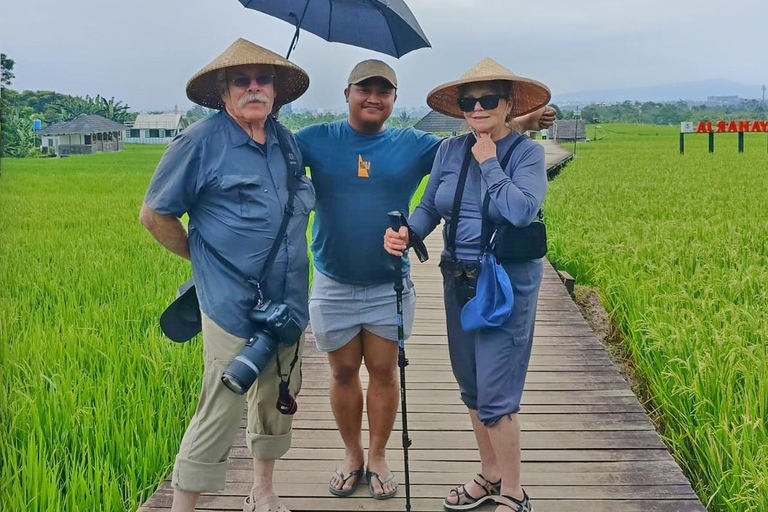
left=125, top=113, right=186, bottom=144
left=414, top=110, right=470, bottom=135
left=548, top=120, right=586, bottom=142
left=39, top=114, right=127, bottom=156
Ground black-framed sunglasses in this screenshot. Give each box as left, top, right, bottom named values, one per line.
left=230, top=75, right=275, bottom=88
left=457, top=95, right=504, bottom=112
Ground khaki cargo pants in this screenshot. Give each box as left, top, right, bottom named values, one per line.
left=171, top=311, right=303, bottom=492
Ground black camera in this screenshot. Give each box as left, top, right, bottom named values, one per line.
left=221, top=301, right=302, bottom=396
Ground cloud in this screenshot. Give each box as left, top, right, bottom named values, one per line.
left=1, top=0, right=765, bottom=111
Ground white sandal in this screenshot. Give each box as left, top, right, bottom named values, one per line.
left=243, top=491, right=291, bottom=512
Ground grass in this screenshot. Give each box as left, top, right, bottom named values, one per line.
left=543, top=124, right=768, bottom=511
left=0, top=145, right=201, bottom=511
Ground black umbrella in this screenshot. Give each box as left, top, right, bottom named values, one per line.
left=238, top=0, right=431, bottom=58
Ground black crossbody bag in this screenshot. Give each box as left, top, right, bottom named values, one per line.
left=480, top=136, right=547, bottom=263
left=450, top=135, right=546, bottom=266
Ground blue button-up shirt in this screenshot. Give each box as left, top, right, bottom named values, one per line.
left=144, top=110, right=314, bottom=339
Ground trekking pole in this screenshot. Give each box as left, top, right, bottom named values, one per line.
left=388, top=211, right=413, bottom=512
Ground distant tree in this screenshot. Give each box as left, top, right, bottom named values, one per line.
left=99, top=96, right=130, bottom=122
left=186, top=105, right=215, bottom=124
left=52, top=94, right=131, bottom=122
left=1, top=53, right=14, bottom=88
left=398, top=110, right=410, bottom=123
left=1, top=106, right=34, bottom=157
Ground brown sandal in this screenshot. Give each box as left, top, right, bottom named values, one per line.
left=442, top=473, right=501, bottom=511
left=493, top=490, right=533, bottom=512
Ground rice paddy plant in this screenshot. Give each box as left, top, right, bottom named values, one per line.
left=1, top=145, right=203, bottom=511
left=545, top=125, right=768, bottom=511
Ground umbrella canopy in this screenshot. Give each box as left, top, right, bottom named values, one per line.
left=238, top=0, right=431, bottom=58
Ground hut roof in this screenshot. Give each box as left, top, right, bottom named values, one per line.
left=39, top=114, right=127, bottom=135
left=414, top=110, right=469, bottom=134
left=548, top=120, right=586, bottom=141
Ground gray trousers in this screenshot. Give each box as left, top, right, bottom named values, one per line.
left=442, top=258, right=543, bottom=426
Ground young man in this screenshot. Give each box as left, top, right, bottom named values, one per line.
left=295, top=60, right=555, bottom=499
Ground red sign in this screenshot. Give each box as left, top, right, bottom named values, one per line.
left=696, top=120, right=768, bottom=133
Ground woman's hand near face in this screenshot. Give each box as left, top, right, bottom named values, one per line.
left=471, top=132, right=497, bottom=163
left=384, top=226, right=409, bottom=257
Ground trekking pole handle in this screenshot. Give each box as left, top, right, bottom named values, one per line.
left=388, top=211, right=405, bottom=232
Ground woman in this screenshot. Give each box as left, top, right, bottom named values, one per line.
left=384, top=58, right=550, bottom=512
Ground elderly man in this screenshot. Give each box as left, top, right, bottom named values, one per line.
left=295, top=60, right=555, bottom=499
left=139, top=38, right=314, bottom=512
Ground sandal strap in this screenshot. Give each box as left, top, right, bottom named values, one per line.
left=474, top=473, right=501, bottom=495
left=448, top=484, right=480, bottom=503
left=494, top=492, right=531, bottom=512
left=334, top=468, right=360, bottom=483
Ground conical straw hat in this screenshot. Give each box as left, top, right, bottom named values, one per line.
left=427, top=58, right=550, bottom=119
left=186, top=38, right=309, bottom=110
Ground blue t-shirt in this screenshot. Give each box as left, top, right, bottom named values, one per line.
left=296, top=121, right=441, bottom=285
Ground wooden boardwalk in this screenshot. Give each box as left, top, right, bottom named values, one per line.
left=139, top=143, right=706, bottom=512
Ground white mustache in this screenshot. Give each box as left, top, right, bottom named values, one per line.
left=238, top=92, right=270, bottom=108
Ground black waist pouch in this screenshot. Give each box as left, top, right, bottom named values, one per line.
left=493, top=221, right=547, bottom=263
left=439, top=260, right=479, bottom=306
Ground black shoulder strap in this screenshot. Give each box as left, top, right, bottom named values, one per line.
left=256, top=117, right=302, bottom=292
left=481, top=135, right=528, bottom=249
left=446, top=135, right=475, bottom=261
left=197, top=117, right=302, bottom=301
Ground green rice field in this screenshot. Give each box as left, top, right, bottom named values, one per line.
left=1, top=125, right=767, bottom=511
left=544, top=125, right=768, bottom=511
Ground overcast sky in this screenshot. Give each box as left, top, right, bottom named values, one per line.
left=1, top=0, right=766, bottom=112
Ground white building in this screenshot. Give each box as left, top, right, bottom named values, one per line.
left=125, top=113, right=186, bottom=144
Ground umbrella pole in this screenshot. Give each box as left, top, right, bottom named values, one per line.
left=285, top=0, right=311, bottom=59
left=389, top=212, right=413, bottom=512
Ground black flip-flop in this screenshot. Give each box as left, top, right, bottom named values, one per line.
left=366, top=468, right=398, bottom=500
left=329, top=467, right=364, bottom=497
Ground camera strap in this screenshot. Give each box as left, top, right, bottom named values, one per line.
left=250, top=117, right=302, bottom=305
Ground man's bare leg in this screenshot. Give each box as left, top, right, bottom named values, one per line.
left=362, top=329, right=399, bottom=496
left=171, top=490, right=199, bottom=512
left=328, top=333, right=365, bottom=492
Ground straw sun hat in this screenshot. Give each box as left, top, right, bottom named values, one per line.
left=427, top=58, right=550, bottom=119
left=186, top=38, right=310, bottom=110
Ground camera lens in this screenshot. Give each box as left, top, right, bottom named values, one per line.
left=221, top=331, right=278, bottom=395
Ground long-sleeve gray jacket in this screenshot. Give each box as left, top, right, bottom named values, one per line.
left=408, top=132, right=547, bottom=261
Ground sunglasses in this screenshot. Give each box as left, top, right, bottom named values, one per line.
left=230, top=75, right=275, bottom=88
left=457, top=95, right=504, bottom=112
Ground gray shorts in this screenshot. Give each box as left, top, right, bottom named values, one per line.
left=309, top=268, right=416, bottom=353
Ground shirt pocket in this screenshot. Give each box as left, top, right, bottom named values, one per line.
left=219, top=174, right=267, bottom=219
left=293, top=175, right=315, bottom=216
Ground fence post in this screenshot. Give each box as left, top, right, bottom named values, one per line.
left=709, top=132, right=715, bottom=153
left=679, top=133, right=685, bottom=154
left=738, top=132, right=744, bottom=153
